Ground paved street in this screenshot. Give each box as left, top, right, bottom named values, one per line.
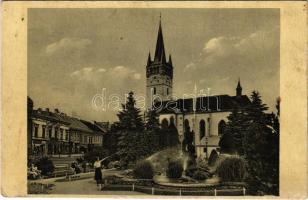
left=49, top=178, right=144, bottom=195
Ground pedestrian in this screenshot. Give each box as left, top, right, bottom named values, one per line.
left=94, top=156, right=109, bottom=190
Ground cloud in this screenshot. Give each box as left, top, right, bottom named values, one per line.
left=133, top=73, right=141, bottom=80
left=203, top=36, right=238, bottom=57
left=45, top=37, right=92, bottom=56
left=97, top=68, right=106, bottom=73
left=177, top=27, right=279, bottom=110
left=186, top=27, right=279, bottom=73
left=69, top=65, right=143, bottom=85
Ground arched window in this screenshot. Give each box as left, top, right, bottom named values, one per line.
left=161, top=118, right=169, bottom=129
left=184, top=119, right=190, bottom=133
left=199, top=120, right=206, bottom=139
left=170, top=116, right=175, bottom=126
left=218, top=120, right=226, bottom=135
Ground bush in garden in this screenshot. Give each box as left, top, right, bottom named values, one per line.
left=166, top=159, right=183, bottom=179
left=35, top=157, right=54, bottom=176
left=208, top=150, right=219, bottom=166
left=133, top=160, right=154, bottom=179
left=217, top=156, right=247, bottom=182
left=192, top=170, right=209, bottom=180
left=84, top=147, right=109, bottom=165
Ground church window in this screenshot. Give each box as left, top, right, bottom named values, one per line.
left=153, top=87, right=156, bottom=95
left=218, top=120, right=226, bottom=135
left=199, top=120, right=206, bottom=139
left=161, top=118, right=169, bottom=129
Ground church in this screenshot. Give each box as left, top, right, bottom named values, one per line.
left=145, top=17, right=251, bottom=159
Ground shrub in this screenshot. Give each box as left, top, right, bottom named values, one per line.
left=217, top=156, right=247, bottom=182
left=35, top=157, right=54, bottom=176
left=166, top=159, right=183, bottom=179
left=133, top=160, right=154, bottom=179
left=208, top=150, right=219, bottom=166
left=192, top=170, right=209, bottom=180
left=84, top=147, right=109, bottom=165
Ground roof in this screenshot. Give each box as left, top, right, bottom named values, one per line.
left=32, top=109, right=104, bottom=134
left=154, top=19, right=166, bottom=63
left=155, top=95, right=251, bottom=114
left=80, top=120, right=107, bottom=134
left=32, top=110, right=67, bottom=124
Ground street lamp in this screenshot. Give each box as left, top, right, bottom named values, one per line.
left=178, top=134, right=184, bottom=156
left=205, top=137, right=208, bottom=159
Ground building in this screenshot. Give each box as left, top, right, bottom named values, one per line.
left=146, top=17, right=251, bottom=158
left=29, top=106, right=106, bottom=157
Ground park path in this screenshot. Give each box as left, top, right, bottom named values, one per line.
left=49, top=178, right=143, bottom=195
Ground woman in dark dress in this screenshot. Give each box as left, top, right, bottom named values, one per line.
left=94, top=156, right=109, bottom=190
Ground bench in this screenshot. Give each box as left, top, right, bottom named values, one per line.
left=66, top=174, right=81, bottom=181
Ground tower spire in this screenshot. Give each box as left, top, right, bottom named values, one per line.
left=147, top=51, right=152, bottom=65
left=154, top=13, right=166, bottom=63
left=168, top=54, right=173, bottom=66
left=236, top=78, right=242, bottom=96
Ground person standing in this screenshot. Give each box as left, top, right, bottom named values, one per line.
left=94, top=156, right=109, bottom=190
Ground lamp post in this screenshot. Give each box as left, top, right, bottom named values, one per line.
left=179, top=134, right=184, bottom=156
left=205, top=137, right=208, bottom=159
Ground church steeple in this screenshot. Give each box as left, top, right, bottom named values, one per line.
left=236, top=78, right=242, bottom=96
left=168, top=54, right=172, bottom=66
left=147, top=51, right=152, bottom=66
left=154, top=15, right=166, bottom=63
left=146, top=13, right=173, bottom=109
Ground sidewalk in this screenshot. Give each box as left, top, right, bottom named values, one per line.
left=28, top=168, right=117, bottom=184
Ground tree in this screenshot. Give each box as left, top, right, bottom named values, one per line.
left=115, top=92, right=145, bottom=166
left=218, top=132, right=236, bottom=154
left=145, top=109, right=160, bottom=152
left=116, top=91, right=144, bottom=131
left=244, top=91, right=279, bottom=195
left=223, top=106, right=249, bottom=155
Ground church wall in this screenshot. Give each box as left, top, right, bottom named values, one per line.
left=158, top=111, right=230, bottom=158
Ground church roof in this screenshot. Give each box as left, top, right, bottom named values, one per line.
left=155, top=95, right=251, bottom=114
left=154, top=18, right=166, bottom=63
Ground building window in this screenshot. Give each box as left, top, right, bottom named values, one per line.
left=60, top=128, right=63, bottom=140
left=218, top=120, right=226, bottom=135
left=199, top=120, right=206, bottom=139
left=55, top=128, right=58, bottom=139
left=167, top=88, right=169, bottom=95
left=49, top=127, right=52, bottom=138
left=153, top=87, right=156, bottom=95
left=65, top=132, right=68, bottom=141
left=42, top=126, right=46, bottom=138
left=34, top=125, right=38, bottom=138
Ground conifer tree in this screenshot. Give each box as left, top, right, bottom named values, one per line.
left=244, top=91, right=279, bottom=195
left=223, top=106, right=248, bottom=154
left=116, top=91, right=145, bottom=167
left=144, top=108, right=160, bottom=152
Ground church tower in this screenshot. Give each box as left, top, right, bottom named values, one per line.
left=236, top=78, right=242, bottom=97
left=146, top=16, right=173, bottom=109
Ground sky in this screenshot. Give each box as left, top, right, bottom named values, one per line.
left=28, top=8, right=280, bottom=122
